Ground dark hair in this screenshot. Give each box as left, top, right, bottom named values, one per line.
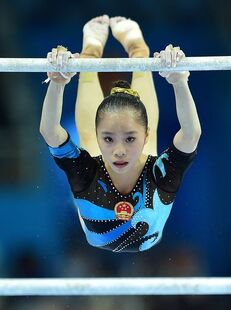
left=95, top=80, right=148, bottom=132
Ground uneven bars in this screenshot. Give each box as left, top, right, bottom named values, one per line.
left=0, top=277, right=231, bottom=296
left=0, top=56, right=231, bottom=72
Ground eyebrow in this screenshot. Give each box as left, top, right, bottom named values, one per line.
left=101, top=131, right=138, bottom=135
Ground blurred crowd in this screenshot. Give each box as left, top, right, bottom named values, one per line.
left=0, top=238, right=231, bottom=309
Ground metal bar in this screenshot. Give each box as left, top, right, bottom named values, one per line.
left=0, top=277, right=231, bottom=296
left=0, top=56, right=231, bottom=72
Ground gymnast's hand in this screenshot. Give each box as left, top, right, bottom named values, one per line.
left=45, top=46, right=79, bottom=85
left=154, top=44, right=190, bottom=84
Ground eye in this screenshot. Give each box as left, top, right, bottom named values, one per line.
left=126, top=137, right=136, bottom=143
left=104, top=136, right=113, bottom=143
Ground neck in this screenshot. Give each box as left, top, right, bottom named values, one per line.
left=104, top=154, right=148, bottom=192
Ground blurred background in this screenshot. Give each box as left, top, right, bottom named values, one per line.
left=0, top=0, right=231, bottom=309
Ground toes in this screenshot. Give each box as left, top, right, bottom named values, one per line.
left=90, top=15, right=110, bottom=25
left=110, top=16, right=126, bottom=27
left=83, top=15, right=109, bottom=34
left=102, top=14, right=110, bottom=24
left=110, top=17, right=140, bottom=34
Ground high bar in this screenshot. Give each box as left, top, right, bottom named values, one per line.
left=1, top=277, right=231, bottom=296
left=0, top=56, right=231, bottom=72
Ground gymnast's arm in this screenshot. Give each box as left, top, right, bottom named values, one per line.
left=40, top=81, right=68, bottom=146
left=154, top=44, right=202, bottom=153
left=40, top=47, right=78, bottom=147
left=172, top=75, right=201, bottom=153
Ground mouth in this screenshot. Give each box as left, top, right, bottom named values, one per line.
left=113, top=161, right=129, bottom=169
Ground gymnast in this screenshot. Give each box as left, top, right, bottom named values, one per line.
left=40, top=15, right=201, bottom=252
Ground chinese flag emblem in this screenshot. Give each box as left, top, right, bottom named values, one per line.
left=114, top=201, right=134, bottom=221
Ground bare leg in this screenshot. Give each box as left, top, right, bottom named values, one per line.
left=110, top=17, right=159, bottom=156
left=75, top=15, right=109, bottom=156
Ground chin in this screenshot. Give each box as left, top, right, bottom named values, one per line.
left=113, top=168, right=129, bottom=175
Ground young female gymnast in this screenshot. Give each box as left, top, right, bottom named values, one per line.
left=40, top=15, right=201, bottom=252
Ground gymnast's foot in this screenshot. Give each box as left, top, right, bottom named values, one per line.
left=110, top=16, right=149, bottom=58
left=81, top=14, right=110, bottom=58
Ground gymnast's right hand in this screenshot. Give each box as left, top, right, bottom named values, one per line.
left=46, top=46, right=79, bottom=85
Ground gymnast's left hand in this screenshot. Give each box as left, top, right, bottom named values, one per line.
left=154, top=44, right=190, bottom=85
left=45, top=46, right=79, bottom=85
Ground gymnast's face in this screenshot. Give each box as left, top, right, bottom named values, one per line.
left=96, top=110, right=149, bottom=174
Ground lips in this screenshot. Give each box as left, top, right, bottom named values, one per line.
left=113, top=161, right=128, bottom=168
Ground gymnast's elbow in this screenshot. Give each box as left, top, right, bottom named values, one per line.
left=186, top=128, right=202, bottom=145
left=193, top=125, right=202, bottom=141
left=183, top=124, right=202, bottom=141
left=39, top=125, right=68, bottom=147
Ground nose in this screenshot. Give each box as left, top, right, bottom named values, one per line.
left=114, top=143, right=126, bottom=158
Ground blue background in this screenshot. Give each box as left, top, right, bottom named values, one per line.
left=0, top=1, right=231, bottom=309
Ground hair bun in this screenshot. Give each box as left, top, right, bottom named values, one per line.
left=112, top=80, right=131, bottom=89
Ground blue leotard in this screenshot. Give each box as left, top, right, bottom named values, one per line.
left=49, top=133, right=196, bottom=253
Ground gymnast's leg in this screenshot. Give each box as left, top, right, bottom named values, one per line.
left=75, top=15, right=109, bottom=156
left=110, top=17, right=159, bottom=156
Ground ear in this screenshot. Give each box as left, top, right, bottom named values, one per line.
left=144, top=127, right=150, bottom=145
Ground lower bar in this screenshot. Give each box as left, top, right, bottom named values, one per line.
left=0, top=56, right=231, bottom=72
left=0, top=277, right=231, bottom=296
